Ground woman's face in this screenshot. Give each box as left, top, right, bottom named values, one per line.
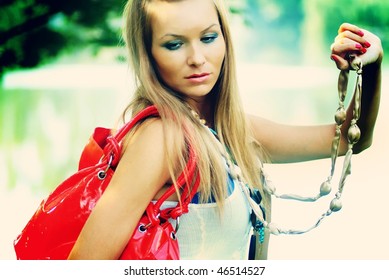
left=150, top=0, right=226, bottom=104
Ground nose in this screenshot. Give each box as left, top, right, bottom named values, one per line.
left=187, top=44, right=205, bottom=67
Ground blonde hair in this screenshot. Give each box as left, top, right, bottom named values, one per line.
left=122, top=0, right=268, bottom=209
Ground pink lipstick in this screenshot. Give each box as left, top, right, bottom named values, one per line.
left=185, top=73, right=210, bottom=83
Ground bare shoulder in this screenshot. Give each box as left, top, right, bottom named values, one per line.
left=123, top=117, right=164, bottom=151
left=118, top=116, right=169, bottom=191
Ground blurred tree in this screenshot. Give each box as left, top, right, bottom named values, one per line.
left=0, top=0, right=126, bottom=77
left=228, top=0, right=304, bottom=64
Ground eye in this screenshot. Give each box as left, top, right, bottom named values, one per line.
left=201, top=33, right=218, bottom=44
left=162, top=40, right=184, bottom=51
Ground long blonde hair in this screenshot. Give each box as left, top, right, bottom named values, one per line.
left=122, top=0, right=268, bottom=209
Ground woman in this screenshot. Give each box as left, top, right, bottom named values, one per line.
left=68, top=0, right=383, bottom=260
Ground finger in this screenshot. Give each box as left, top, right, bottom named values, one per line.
left=330, top=54, right=349, bottom=71
left=338, top=22, right=364, bottom=37
left=337, top=30, right=371, bottom=48
left=331, top=38, right=367, bottom=57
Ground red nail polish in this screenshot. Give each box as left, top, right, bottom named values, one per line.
left=361, top=48, right=367, bottom=54
left=364, top=41, right=371, bottom=48
left=358, top=30, right=364, bottom=37
left=331, top=55, right=339, bottom=62
left=355, top=43, right=362, bottom=49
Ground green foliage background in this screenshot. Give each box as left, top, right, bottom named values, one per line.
left=0, top=0, right=126, bottom=76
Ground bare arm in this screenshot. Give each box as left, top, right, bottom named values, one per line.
left=68, top=119, right=170, bottom=259
left=249, top=23, right=383, bottom=164
left=249, top=116, right=336, bottom=163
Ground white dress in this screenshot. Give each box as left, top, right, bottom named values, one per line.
left=161, top=177, right=253, bottom=260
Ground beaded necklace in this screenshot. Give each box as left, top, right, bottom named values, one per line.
left=189, top=55, right=363, bottom=236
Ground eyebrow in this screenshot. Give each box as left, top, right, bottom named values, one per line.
left=159, top=24, right=220, bottom=40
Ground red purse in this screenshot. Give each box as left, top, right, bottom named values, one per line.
left=13, top=105, right=199, bottom=260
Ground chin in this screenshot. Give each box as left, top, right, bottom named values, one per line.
left=184, top=86, right=214, bottom=98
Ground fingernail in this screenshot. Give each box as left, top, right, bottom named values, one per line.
left=330, top=55, right=339, bottom=62
left=361, top=48, right=367, bottom=53
left=358, top=30, right=364, bottom=36
left=364, top=41, right=371, bottom=48
left=355, top=43, right=362, bottom=49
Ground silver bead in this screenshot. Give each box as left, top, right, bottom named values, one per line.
left=334, top=108, right=347, bottom=125
left=347, top=124, right=361, bottom=144
left=320, top=181, right=332, bottom=196
left=330, top=198, right=342, bottom=212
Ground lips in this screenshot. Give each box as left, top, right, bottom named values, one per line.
left=186, top=73, right=210, bottom=79
left=185, top=73, right=210, bottom=83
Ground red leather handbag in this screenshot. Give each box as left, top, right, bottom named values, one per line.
left=13, top=105, right=199, bottom=260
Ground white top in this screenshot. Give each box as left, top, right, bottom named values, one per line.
left=161, top=180, right=252, bottom=260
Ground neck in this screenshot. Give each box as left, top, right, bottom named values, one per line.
left=186, top=96, right=215, bottom=128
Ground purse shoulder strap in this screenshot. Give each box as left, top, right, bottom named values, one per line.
left=101, top=105, right=159, bottom=168
left=114, top=105, right=160, bottom=143
left=154, top=144, right=200, bottom=219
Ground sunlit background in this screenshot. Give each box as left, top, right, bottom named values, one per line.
left=0, top=0, right=388, bottom=260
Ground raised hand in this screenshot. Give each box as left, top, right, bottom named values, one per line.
left=330, top=22, right=383, bottom=70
